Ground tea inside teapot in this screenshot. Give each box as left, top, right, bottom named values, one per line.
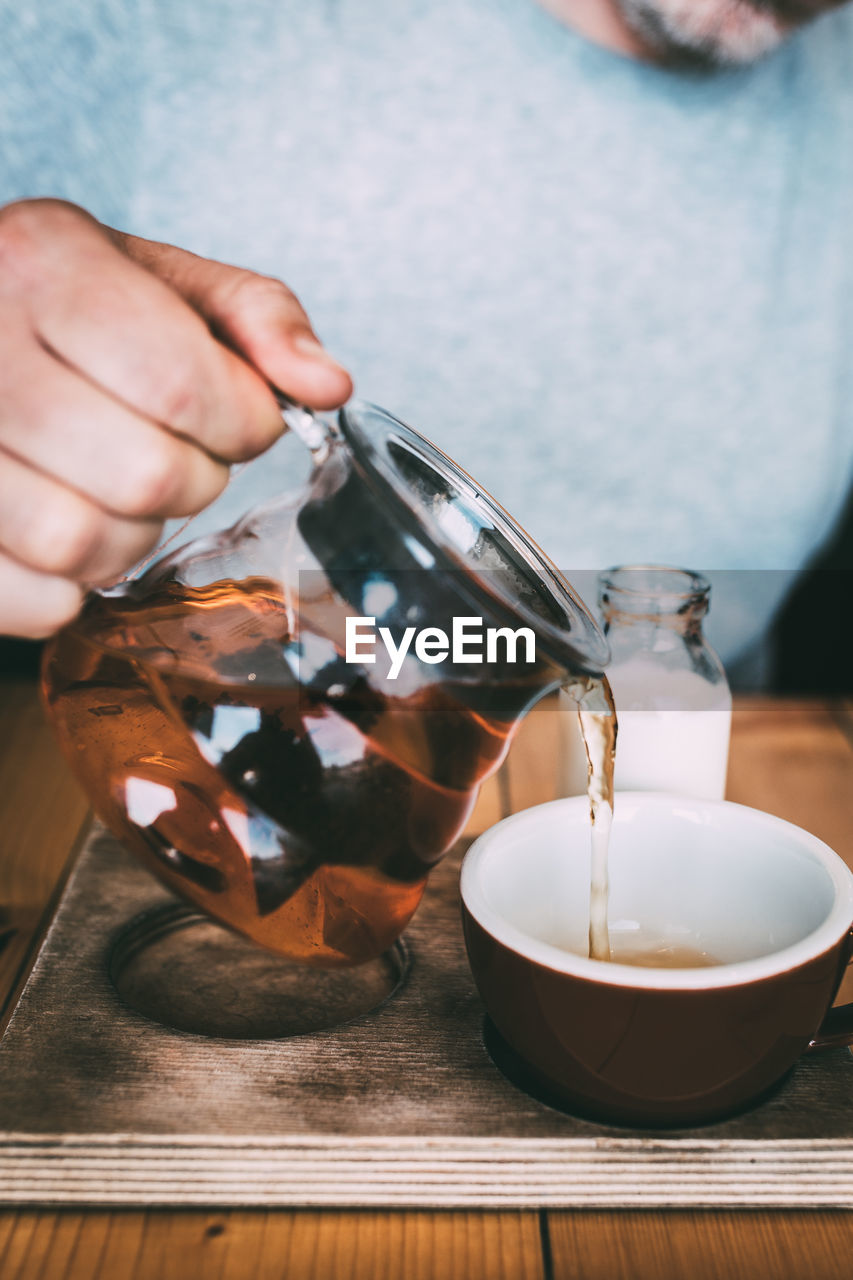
left=42, top=401, right=609, bottom=967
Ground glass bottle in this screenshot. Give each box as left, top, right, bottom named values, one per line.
left=598, top=566, right=731, bottom=800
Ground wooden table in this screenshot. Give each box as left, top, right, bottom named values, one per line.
left=2, top=675, right=853, bottom=1279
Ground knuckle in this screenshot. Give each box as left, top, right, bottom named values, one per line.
left=150, top=365, right=203, bottom=432
left=222, top=270, right=301, bottom=320
left=0, top=202, right=44, bottom=281
left=115, top=440, right=182, bottom=516
left=170, top=458, right=229, bottom=518
left=0, top=199, right=88, bottom=281
left=28, top=580, right=84, bottom=639
left=25, top=495, right=102, bottom=578
left=87, top=519, right=164, bottom=587
left=44, top=588, right=85, bottom=636
left=200, top=460, right=229, bottom=506
left=234, top=408, right=283, bottom=461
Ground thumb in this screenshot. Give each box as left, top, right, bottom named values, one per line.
left=111, top=230, right=353, bottom=411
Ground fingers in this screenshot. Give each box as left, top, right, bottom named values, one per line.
left=118, top=233, right=354, bottom=411
left=0, top=328, right=231, bottom=519
left=0, top=200, right=284, bottom=462
left=0, top=447, right=163, bottom=586
left=0, top=551, right=83, bottom=639
left=0, top=198, right=356, bottom=640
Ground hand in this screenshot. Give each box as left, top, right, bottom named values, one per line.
left=0, top=198, right=352, bottom=638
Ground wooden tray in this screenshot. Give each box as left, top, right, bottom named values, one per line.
left=2, top=817, right=853, bottom=1209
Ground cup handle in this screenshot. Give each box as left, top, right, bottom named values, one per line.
left=808, top=931, right=853, bottom=1051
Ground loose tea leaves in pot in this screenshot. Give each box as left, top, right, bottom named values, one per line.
left=43, top=400, right=609, bottom=967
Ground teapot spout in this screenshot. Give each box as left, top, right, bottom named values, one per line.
left=564, top=671, right=617, bottom=717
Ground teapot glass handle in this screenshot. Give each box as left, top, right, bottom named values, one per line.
left=273, top=390, right=334, bottom=463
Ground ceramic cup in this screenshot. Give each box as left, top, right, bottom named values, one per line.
left=461, top=793, right=853, bottom=1127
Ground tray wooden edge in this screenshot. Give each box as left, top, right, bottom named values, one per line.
left=3, top=1133, right=853, bottom=1208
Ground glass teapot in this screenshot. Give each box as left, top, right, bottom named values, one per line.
left=42, top=400, right=609, bottom=967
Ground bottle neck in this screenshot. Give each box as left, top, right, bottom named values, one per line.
left=599, top=567, right=710, bottom=641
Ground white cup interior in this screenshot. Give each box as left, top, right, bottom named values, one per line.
left=461, top=794, right=853, bottom=988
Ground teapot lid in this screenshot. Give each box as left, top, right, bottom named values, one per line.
left=337, top=400, right=610, bottom=676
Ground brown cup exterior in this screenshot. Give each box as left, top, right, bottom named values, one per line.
left=462, top=908, right=853, bottom=1127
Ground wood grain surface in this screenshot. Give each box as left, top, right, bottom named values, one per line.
left=0, top=1208, right=545, bottom=1280
left=0, top=676, right=89, bottom=1031
left=0, top=678, right=88, bottom=909
left=2, top=680, right=853, bottom=1276
left=546, top=1210, right=853, bottom=1280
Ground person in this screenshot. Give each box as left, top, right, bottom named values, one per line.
left=1, top=0, right=851, bottom=672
